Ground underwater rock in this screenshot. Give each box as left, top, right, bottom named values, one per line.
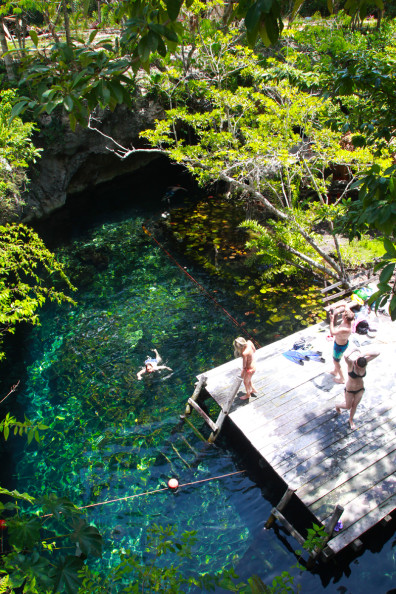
left=78, top=246, right=110, bottom=270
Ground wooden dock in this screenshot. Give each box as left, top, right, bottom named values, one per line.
left=196, top=315, right=396, bottom=557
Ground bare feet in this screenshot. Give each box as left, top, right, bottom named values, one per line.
left=335, top=405, right=341, bottom=414
left=334, top=378, right=345, bottom=384
left=349, top=420, right=356, bottom=430
left=240, top=394, right=250, bottom=400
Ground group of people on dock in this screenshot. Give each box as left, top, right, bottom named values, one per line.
left=233, top=300, right=380, bottom=431
left=136, top=301, right=380, bottom=431
left=328, top=302, right=379, bottom=429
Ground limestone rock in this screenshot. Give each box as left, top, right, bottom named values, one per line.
left=23, top=101, right=163, bottom=222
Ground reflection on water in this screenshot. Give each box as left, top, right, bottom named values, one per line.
left=5, top=198, right=396, bottom=591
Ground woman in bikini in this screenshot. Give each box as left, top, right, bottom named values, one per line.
left=335, top=347, right=379, bottom=429
left=233, top=337, right=257, bottom=400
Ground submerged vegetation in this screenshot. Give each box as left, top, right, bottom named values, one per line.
left=0, top=0, right=396, bottom=591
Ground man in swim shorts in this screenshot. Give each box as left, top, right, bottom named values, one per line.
left=137, top=349, right=172, bottom=380
left=329, top=302, right=355, bottom=384
left=233, top=337, right=257, bottom=400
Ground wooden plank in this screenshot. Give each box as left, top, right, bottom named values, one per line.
left=274, top=404, right=396, bottom=484
left=309, top=450, right=396, bottom=519
left=262, top=397, right=396, bottom=472
left=322, top=275, right=380, bottom=303
left=282, top=411, right=396, bottom=490
left=323, top=288, right=349, bottom=302
left=325, top=492, right=396, bottom=555
left=187, top=398, right=218, bottom=432
left=324, top=475, right=396, bottom=527
left=298, top=435, right=396, bottom=506
left=320, top=281, right=343, bottom=293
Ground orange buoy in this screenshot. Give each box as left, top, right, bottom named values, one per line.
left=168, top=478, right=179, bottom=489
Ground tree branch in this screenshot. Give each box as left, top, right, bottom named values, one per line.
left=0, top=380, right=20, bottom=406
left=87, top=115, right=165, bottom=160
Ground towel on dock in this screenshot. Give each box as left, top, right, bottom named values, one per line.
left=283, top=349, right=325, bottom=365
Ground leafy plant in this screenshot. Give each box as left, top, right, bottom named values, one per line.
left=140, top=26, right=375, bottom=284
left=0, top=223, right=76, bottom=361
left=0, top=419, right=103, bottom=593
left=299, top=523, right=327, bottom=555
left=0, top=412, right=48, bottom=444
left=0, top=89, right=41, bottom=221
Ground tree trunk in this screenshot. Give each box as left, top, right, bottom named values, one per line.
left=97, top=1, right=102, bottom=24
left=376, top=9, right=383, bottom=30
left=61, top=0, right=72, bottom=45
left=220, top=172, right=345, bottom=279
left=0, top=19, right=16, bottom=82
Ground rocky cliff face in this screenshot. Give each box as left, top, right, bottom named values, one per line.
left=23, top=100, right=163, bottom=222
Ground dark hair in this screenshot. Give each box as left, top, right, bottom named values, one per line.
left=357, top=356, right=367, bottom=368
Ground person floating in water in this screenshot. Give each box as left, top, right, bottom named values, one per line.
left=335, top=347, right=379, bottom=430
left=162, top=185, right=187, bottom=205
left=137, top=349, right=172, bottom=380
left=329, top=302, right=355, bottom=384
left=233, top=336, right=257, bottom=400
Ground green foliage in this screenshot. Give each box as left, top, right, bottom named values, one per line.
left=1, top=501, right=102, bottom=594
left=284, top=19, right=396, bottom=151
left=0, top=417, right=102, bottom=593
left=0, top=223, right=76, bottom=360
left=12, top=39, right=135, bottom=131
left=369, top=238, right=396, bottom=319
left=240, top=217, right=318, bottom=279
left=0, top=412, right=48, bottom=444
left=79, top=523, right=231, bottom=592
left=336, top=162, right=396, bottom=319
left=300, top=523, right=327, bottom=554
left=141, top=26, right=375, bottom=282
left=343, top=164, right=396, bottom=237
left=343, top=0, right=384, bottom=26
left=5, top=0, right=294, bottom=127
left=0, top=89, right=41, bottom=220
left=340, top=236, right=385, bottom=267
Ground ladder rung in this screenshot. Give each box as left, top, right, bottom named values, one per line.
left=187, top=398, right=218, bottom=432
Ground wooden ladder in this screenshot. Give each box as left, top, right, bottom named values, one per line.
left=181, top=375, right=243, bottom=443
left=265, top=487, right=344, bottom=565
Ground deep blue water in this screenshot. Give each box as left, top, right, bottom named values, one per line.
left=1, top=172, right=395, bottom=592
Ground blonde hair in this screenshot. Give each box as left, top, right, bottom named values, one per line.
left=233, top=336, right=246, bottom=357
left=344, top=309, right=355, bottom=322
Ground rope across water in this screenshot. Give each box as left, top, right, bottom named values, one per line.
left=142, top=224, right=261, bottom=349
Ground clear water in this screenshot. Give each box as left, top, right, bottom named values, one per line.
left=3, top=189, right=396, bottom=592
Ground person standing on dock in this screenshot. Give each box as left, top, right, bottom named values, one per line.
left=233, top=337, right=257, bottom=400
left=329, top=302, right=355, bottom=384
left=335, top=347, right=379, bottom=429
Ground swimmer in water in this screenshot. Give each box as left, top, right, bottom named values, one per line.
left=137, top=349, right=172, bottom=380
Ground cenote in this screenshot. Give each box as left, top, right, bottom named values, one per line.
left=1, top=160, right=395, bottom=592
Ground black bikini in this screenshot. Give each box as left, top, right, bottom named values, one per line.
left=345, top=364, right=366, bottom=394
left=345, top=387, right=365, bottom=394
left=348, top=367, right=366, bottom=379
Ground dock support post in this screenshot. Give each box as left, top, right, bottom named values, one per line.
left=184, top=375, right=207, bottom=415
left=265, top=487, right=295, bottom=529
left=307, top=504, right=344, bottom=567
left=208, top=376, right=243, bottom=443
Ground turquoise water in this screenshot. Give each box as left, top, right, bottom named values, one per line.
left=4, top=194, right=396, bottom=591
